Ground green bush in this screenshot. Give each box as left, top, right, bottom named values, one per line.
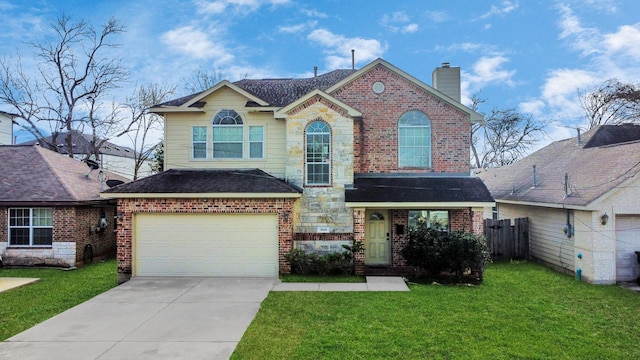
left=401, top=226, right=490, bottom=282
left=285, top=241, right=363, bottom=276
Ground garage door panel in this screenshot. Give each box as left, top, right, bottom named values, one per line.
left=135, top=213, right=278, bottom=277
left=616, top=215, right=640, bottom=282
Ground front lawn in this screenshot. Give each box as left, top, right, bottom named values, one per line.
left=234, top=262, right=640, bottom=359
left=0, top=259, right=117, bottom=341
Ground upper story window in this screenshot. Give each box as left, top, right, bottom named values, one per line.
left=306, top=120, right=331, bottom=185
left=213, top=109, right=243, bottom=158
left=249, top=126, right=264, bottom=159
left=398, top=111, right=431, bottom=168
left=192, top=126, right=207, bottom=159
left=9, top=208, right=53, bottom=246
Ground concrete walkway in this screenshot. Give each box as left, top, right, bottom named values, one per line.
left=0, top=276, right=409, bottom=360
left=0, top=278, right=40, bottom=293
left=273, top=276, right=410, bottom=292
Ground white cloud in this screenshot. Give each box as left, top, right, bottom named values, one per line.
left=464, top=56, right=516, bottom=89
left=307, top=29, right=386, bottom=69
left=196, top=0, right=290, bottom=15
left=300, top=8, right=328, bottom=18
left=424, top=10, right=449, bottom=23
left=604, top=24, right=640, bottom=60
left=478, top=1, right=519, bottom=20
left=278, top=21, right=317, bottom=34
left=161, top=26, right=234, bottom=63
left=381, top=11, right=419, bottom=34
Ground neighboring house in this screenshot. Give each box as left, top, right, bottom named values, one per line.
left=478, top=124, right=640, bottom=284
left=0, top=145, right=128, bottom=267
left=0, top=111, right=17, bottom=145
left=20, top=130, right=153, bottom=180
left=103, top=58, right=494, bottom=283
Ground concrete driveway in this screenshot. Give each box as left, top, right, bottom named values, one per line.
left=0, top=277, right=278, bottom=360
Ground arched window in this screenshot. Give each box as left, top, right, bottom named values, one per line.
left=306, top=121, right=331, bottom=185
left=213, top=109, right=243, bottom=158
left=398, top=111, right=431, bottom=168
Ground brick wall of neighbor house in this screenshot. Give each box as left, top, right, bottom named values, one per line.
left=331, top=64, right=471, bottom=174
left=285, top=99, right=354, bottom=234
left=0, top=206, right=76, bottom=267
left=115, top=197, right=296, bottom=282
left=74, top=206, right=117, bottom=266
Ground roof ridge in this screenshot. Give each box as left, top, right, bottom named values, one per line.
left=32, top=146, right=77, bottom=201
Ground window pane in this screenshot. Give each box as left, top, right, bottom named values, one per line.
left=213, top=143, right=243, bottom=158
left=249, top=126, right=263, bottom=159
left=9, top=208, right=29, bottom=227
left=250, top=142, right=263, bottom=158
left=33, top=228, right=53, bottom=245
left=213, top=127, right=243, bottom=141
left=193, top=143, right=207, bottom=159
left=408, top=210, right=448, bottom=232
left=399, top=111, right=431, bottom=168
left=192, top=127, right=207, bottom=141
left=249, top=126, right=263, bottom=141
left=32, top=208, right=52, bottom=227
left=9, top=228, right=30, bottom=246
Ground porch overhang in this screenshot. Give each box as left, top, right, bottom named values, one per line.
left=345, top=174, right=495, bottom=208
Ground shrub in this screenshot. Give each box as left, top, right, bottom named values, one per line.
left=285, top=241, right=363, bottom=276
left=401, top=225, right=490, bottom=282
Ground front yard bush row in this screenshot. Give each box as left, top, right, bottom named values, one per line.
left=285, top=241, right=364, bottom=275
left=401, top=226, right=490, bottom=282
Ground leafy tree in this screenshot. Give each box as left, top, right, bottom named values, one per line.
left=470, top=94, right=546, bottom=169
left=0, top=14, right=128, bottom=158
left=579, top=78, right=640, bottom=129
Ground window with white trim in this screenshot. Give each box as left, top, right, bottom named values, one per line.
left=192, top=126, right=207, bottom=159
left=249, top=126, right=264, bottom=159
left=213, top=109, right=243, bottom=158
left=305, top=121, right=331, bottom=185
left=408, top=210, right=449, bottom=232
left=9, top=208, right=53, bottom=246
left=398, top=111, right=431, bottom=168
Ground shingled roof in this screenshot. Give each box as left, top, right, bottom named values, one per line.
left=102, top=168, right=302, bottom=195
left=155, top=69, right=358, bottom=109
left=477, top=124, right=640, bottom=207
left=346, top=174, right=494, bottom=205
left=20, top=130, right=139, bottom=159
left=0, top=145, right=128, bottom=205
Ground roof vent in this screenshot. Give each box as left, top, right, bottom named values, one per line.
left=442, top=62, right=450, bottom=68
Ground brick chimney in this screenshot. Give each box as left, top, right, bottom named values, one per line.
left=432, top=62, right=461, bottom=103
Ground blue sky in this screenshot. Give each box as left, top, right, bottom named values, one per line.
left=1, top=0, right=639, bottom=147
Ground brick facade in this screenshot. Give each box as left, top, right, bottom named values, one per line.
left=0, top=204, right=116, bottom=267
left=114, top=197, right=296, bottom=283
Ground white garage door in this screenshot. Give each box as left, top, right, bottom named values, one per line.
left=135, top=213, right=279, bottom=277
left=615, top=215, right=640, bottom=282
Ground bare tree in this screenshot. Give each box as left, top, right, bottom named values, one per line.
left=579, top=78, right=640, bottom=129
left=182, top=66, right=224, bottom=94
left=0, top=14, right=127, bottom=157
left=471, top=94, right=546, bottom=169
left=118, top=83, right=175, bottom=179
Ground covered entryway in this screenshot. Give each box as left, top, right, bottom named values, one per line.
left=134, top=213, right=279, bottom=277
left=615, top=215, right=640, bottom=282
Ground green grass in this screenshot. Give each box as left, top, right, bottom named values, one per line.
left=234, top=262, right=640, bottom=359
left=280, top=275, right=366, bottom=283
left=0, top=259, right=117, bottom=341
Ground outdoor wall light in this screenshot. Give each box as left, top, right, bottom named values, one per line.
left=283, top=211, right=291, bottom=221
left=600, top=213, right=609, bottom=225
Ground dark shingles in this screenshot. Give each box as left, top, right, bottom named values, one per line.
left=19, top=130, right=139, bottom=159
left=346, top=175, right=494, bottom=203
left=233, top=69, right=357, bottom=107
left=103, top=168, right=302, bottom=194
left=583, top=123, right=640, bottom=148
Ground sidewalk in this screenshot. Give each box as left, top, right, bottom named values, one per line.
left=272, top=276, right=409, bottom=292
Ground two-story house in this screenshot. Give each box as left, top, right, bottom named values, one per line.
left=0, top=110, right=17, bottom=145
left=103, top=58, right=494, bottom=283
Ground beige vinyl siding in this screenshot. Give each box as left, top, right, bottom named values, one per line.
left=164, top=87, right=286, bottom=177
left=499, top=203, right=575, bottom=273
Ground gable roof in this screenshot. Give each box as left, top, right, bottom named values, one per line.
left=0, top=145, right=128, bottom=205
left=274, top=89, right=362, bottom=119
left=345, top=174, right=494, bottom=208
left=19, top=130, right=139, bottom=159
left=477, top=124, right=640, bottom=209
left=102, top=168, right=302, bottom=198
left=326, top=58, right=483, bottom=122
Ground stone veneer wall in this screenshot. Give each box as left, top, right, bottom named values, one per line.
left=285, top=100, right=355, bottom=234
left=115, top=197, right=296, bottom=283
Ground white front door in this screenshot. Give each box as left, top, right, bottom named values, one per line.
left=365, top=210, right=390, bottom=265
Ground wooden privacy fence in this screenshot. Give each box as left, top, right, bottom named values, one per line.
left=483, top=218, right=530, bottom=261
